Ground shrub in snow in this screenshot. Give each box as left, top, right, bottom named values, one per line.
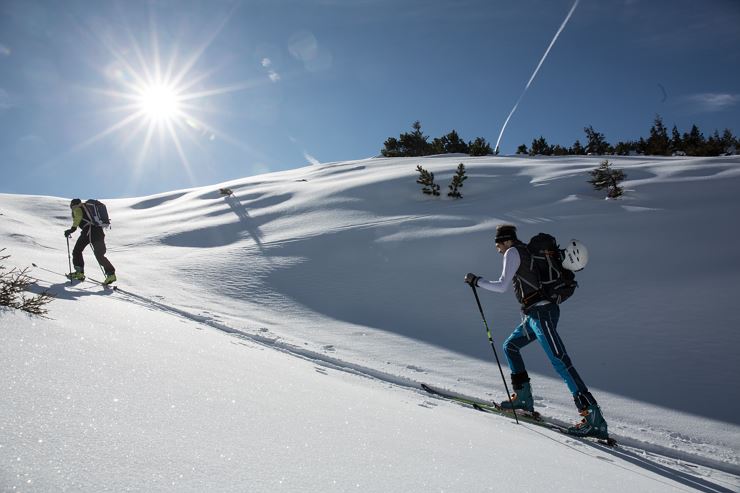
left=588, top=160, right=627, bottom=199
left=415, top=165, right=440, bottom=196
left=0, top=249, right=54, bottom=317
left=447, top=163, right=467, bottom=199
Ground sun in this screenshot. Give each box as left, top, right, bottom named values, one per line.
left=136, top=83, right=182, bottom=123
left=75, top=11, right=259, bottom=187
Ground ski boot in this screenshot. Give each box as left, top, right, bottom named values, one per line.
left=102, top=273, right=117, bottom=286
left=67, top=270, right=85, bottom=282
left=499, top=382, right=535, bottom=413
left=567, top=404, right=609, bottom=439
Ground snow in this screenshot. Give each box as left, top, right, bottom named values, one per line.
left=1, top=155, right=739, bottom=492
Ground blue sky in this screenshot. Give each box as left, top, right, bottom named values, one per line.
left=1, top=0, right=738, bottom=199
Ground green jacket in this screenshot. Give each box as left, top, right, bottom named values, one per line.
left=70, top=204, right=84, bottom=228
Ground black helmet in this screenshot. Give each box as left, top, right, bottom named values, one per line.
left=70, top=198, right=82, bottom=208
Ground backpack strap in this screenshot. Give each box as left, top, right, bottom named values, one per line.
left=79, top=203, right=93, bottom=227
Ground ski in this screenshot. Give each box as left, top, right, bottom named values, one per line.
left=65, top=273, right=118, bottom=290
left=420, top=383, right=617, bottom=447
left=421, top=383, right=543, bottom=424
left=33, top=263, right=118, bottom=291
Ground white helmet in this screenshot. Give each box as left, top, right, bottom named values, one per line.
left=562, top=239, right=588, bottom=271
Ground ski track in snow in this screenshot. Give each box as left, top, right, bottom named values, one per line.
left=28, top=262, right=740, bottom=482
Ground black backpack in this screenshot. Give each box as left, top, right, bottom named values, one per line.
left=526, top=233, right=577, bottom=304
left=83, top=199, right=111, bottom=228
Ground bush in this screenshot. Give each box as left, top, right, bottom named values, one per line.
left=447, top=163, right=467, bottom=198
left=588, top=160, right=627, bottom=199
left=416, top=165, right=440, bottom=196
left=0, top=249, right=54, bottom=317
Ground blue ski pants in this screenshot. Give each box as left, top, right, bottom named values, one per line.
left=503, top=303, right=589, bottom=397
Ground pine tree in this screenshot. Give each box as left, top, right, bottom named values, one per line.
left=588, top=160, right=627, bottom=199
left=416, top=165, right=440, bottom=196
left=683, top=125, right=705, bottom=156
left=704, top=130, right=725, bottom=156
left=403, top=121, right=432, bottom=156
left=570, top=139, right=586, bottom=155
left=468, top=137, right=493, bottom=156
left=721, top=128, right=737, bottom=154
left=670, top=125, right=683, bottom=155
left=381, top=137, right=402, bottom=157
left=447, top=163, right=468, bottom=198
left=614, top=141, right=635, bottom=156
left=382, top=121, right=434, bottom=157
left=529, top=136, right=552, bottom=155
left=584, top=126, right=611, bottom=155
left=646, top=115, right=670, bottom=155
left=442, top=130, right=470, bottom=154
left=552, top=144, right=569, bottom=156
left=430, top=136, right=446, bottom=155
left=516, top=144, right=528, bottom=155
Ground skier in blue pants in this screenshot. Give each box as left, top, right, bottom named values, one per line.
left=464, top=224, right=608, bottom=439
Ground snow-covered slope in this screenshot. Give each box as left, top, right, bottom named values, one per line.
left=1, top=155, right=739, bottom=491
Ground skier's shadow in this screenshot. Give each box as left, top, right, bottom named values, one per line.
left=590, top=441, right=735, bottom=493
left=524, top=424, right=736, bottom=493
left=30, top=280, right=115, bottom=302
left=224, top=194, right=266, bottom=254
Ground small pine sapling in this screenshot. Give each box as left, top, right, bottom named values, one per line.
left=448, top=163, right=468, bottom=198
left=588, top=160, right=627, bottom=198
left=416, top=165, right=440, bottom=196
left=0, top=249, right=54, bottom=317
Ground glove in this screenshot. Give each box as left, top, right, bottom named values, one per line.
left=64, top=227, right=76, bottom=238
left=464, top=273, right=481, bottom=287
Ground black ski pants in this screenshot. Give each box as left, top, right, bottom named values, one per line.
left=72, top=226, right=115, bottom=275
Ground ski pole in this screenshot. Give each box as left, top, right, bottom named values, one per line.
left=66, top=237, right=72, bottom=279
left=470, top=284, right=519, bottom=424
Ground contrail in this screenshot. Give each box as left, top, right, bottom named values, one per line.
left=494, top=0, right=580, bottom=154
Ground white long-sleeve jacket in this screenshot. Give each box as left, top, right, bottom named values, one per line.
left=476, top=246, right=521, bottom=293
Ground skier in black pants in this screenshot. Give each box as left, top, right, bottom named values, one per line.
left=64, top=198, right=116, bottom=285
left=464, top=224, right=607, bottom=439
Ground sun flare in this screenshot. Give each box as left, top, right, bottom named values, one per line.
left=78, top=11, right=257, bottom=188
left=137, top=83, right=181, bottom=123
